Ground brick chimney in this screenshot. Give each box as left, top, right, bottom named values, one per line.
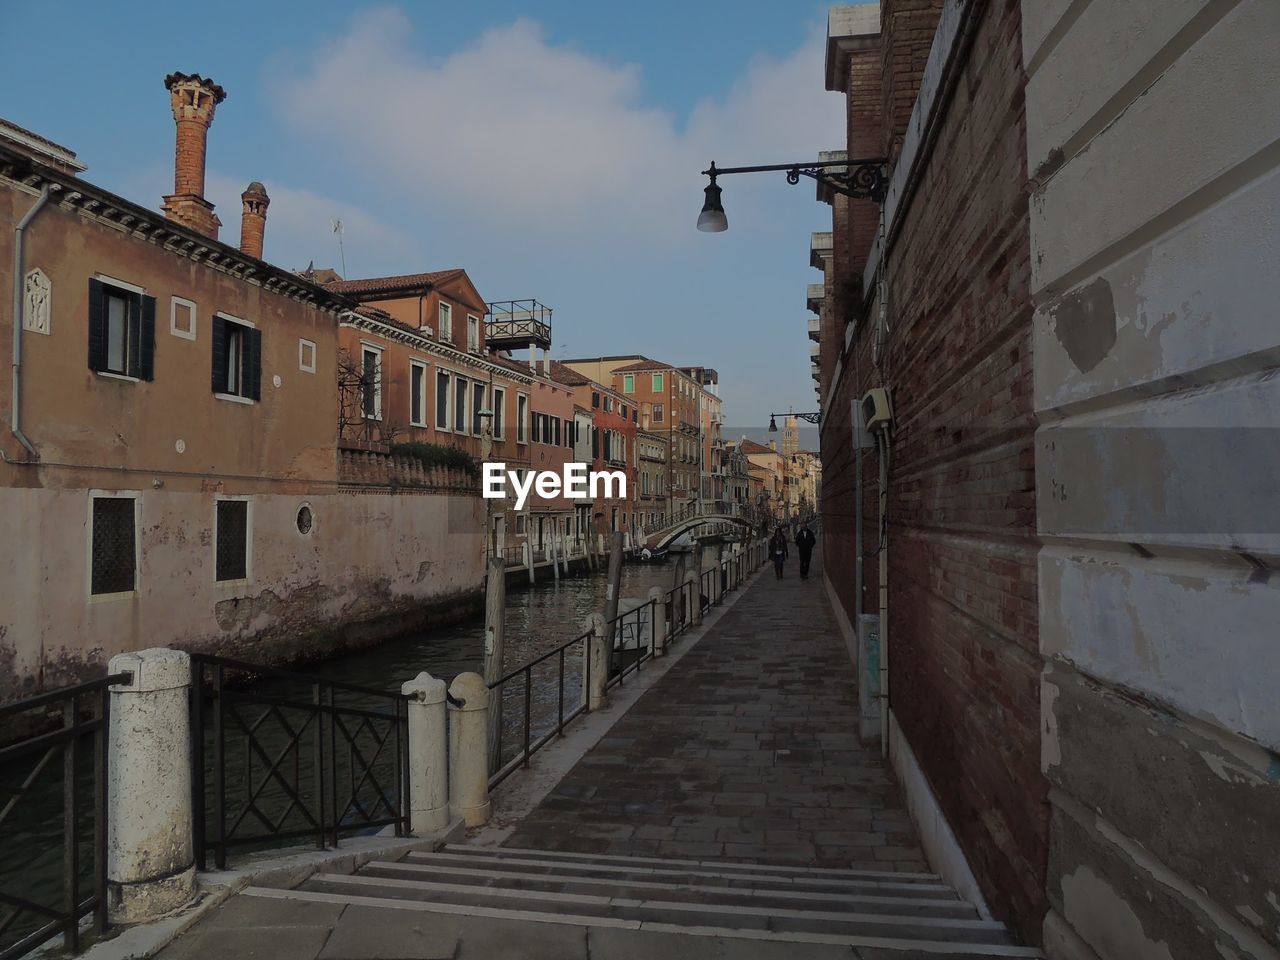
left=160, top=72, right=226, bottom=239
left=239, top=182, right=269, bottom=259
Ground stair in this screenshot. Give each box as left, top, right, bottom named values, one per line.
left=244, top=844, right=1041, bottom=957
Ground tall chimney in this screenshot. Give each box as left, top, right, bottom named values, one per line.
left=160, top=72, right=226, bottom=239
left=239, top=182, right=269, bottom=259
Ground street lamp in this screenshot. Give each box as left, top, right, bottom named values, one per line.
left=696, top=158, right=888, bottom=233
left=768, top=411, right=822, bottom=432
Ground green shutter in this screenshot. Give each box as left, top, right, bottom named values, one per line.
left=137, top=295, right=156, bottom=381
left=211, top=315, right=227, bottom=393
left=87, top=278, right=107, bottom=371
left=248, top=328, right=262, bottom=401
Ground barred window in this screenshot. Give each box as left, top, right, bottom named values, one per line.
left=216, top=500, right=249, bottom=582
left=91, top=497, right=136, bottom=595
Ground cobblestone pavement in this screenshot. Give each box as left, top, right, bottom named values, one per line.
left=502, top=548, right=928, bottom=871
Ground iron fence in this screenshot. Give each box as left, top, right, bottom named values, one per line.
left=189, top=655, right=410, bottom=870
left=0, top=673, right=131, bottom=960
left=487, top=629, right=591, bottom=789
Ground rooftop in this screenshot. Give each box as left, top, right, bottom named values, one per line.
left=0, top=116, right=85, bottom=173
left=325, top=269, right=466, bottom=298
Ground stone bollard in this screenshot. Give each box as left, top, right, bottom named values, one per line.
left=107, top=648, right=195, bottom=924
left=447, top=673, right=491, bottom=827
left=648, top=586, right=666, bottom=656
left=687, top=572, right=702, bottom=626
left=584, top=612, right=608, bottom=711
left=401, top=672, right=449, bottom=834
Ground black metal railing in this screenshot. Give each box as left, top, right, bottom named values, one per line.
left=484, top=538, right=767, bottom=789
left=487, top=629, right=591, bottom=789
left=0, top=673, right=131, bottom=960
left=189, top=655, right=410, bottom=870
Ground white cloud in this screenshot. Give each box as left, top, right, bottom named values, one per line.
left=272, top=8, right=842, bottom=241
left=204, top=173, right=415, bottom=274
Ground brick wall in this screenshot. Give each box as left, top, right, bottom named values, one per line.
left=880, top=0, right=944, bottom=161
left=820, top=0, right=1045, bottom=941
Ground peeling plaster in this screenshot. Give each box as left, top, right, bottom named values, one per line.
left=1062, top=865, right=1176, bottom=960
left=1043, top=671, right=1062, bottom=771
left=1052, top=278, right=1118, bottom=373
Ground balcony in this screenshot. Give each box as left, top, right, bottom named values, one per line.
left=806, top=283, right=825, bottom=315
left=485, top=299, right=552, bottom=351
left=808, top=318, right=820, bottom=342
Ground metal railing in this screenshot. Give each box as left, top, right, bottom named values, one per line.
left=487, top=630, right=591, bottom=789
left=0, top=672, right=131, bottom=959
left=485, top=537, right=768, bottom=789
left=189, top=655, right=410, bottom=870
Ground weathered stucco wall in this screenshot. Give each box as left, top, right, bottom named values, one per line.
left=1026, top=1, right=1280, bottom=957
left=0, top=488, right=485, bottom=700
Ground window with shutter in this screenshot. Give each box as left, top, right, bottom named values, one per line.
left=89, top=278, right=150, bottom=379
left=212, top=314, right=257, bottom=401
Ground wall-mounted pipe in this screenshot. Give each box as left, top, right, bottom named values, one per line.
left=7, top=185, right=51, bottom=463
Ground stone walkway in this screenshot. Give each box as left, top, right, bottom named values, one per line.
left=503, top=549, right=927, bottom=872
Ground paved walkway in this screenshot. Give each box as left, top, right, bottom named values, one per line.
left=503, top=549, right=927, bottom=872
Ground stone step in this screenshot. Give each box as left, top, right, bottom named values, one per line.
left=302, top=872, right=1013, bottom=946
left=404, top=849, right=954, bottom=897
left=359, top=859, right=977, bottom=918
left=242, top=886, right=1042, bottom=957
left=452, top=842, right=939, bottom=881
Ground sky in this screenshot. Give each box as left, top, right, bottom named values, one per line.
left=0, top=1, right=844, bottom=425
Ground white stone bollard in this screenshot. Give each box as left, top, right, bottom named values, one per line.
left=585, top=612, right=608, bottom=711
left=401, top=672, right=449, bottom=834
left=687, top=572, right=702, bottom=626
left=649, top=586, right=666, bottom=657
left=447, top=673, right=491, bottom=827
left=106, top=648, right=195, bottom=924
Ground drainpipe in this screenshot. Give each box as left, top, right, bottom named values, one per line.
left=878, top=431, right=891, bottom=758
left=7, top=185, right=51, bottom=462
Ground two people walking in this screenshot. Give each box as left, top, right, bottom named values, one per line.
left=770, top=522, right=817, bottom=580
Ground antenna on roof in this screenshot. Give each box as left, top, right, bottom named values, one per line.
left=331, top=219, right=346, bottom=275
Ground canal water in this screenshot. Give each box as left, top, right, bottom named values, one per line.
left=0, top=553, right=727, bottom=952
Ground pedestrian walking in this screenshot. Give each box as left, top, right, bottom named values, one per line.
left=770, top=527, right=789, bottom=579
left=795, top=522, right=816, bottom=580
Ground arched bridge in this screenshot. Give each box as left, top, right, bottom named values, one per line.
left=639, top=504, right=757, bottom=552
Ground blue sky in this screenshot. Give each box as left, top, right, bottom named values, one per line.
left=1, top=1, right=844, bottom=425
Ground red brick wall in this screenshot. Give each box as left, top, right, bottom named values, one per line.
left=880, top=0, right=944, bottom=161
left=820, top=0, right=1045, bottom=941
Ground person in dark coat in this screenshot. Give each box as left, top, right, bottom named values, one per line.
left=769, top=527, right=789, bottom=579
left=795, top=523, right=817, bottom=579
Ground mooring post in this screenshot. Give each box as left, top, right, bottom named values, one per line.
left=482, top=556, right=506, bottom=774
left=106, top=648, right=195, bottom=923
left=604, top=531, right=624, bottom=673
left=585, top=612, right=608, bottom=711
left=524, top=538, right=535, bottom=585
left=447, top=673, right=491, bottom=827
left=649, top=585, right=666, bottom=657
left=401, top=672, right=449, bottom=833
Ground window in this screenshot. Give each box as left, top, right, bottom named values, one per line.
left=170, top=296, right=196, bottom=341
left=438, top=302, right=452, bottom=342
left=493, top=387, right=505, bottom=439
left=517, top=394, right=528, bottom=444
left=299, top=339, right=316, bottom=373
left=532, top=413, right=541, bottom=445
left=632, top=409, right=638, bottom=423
left=436, top=370, right=450, bottom=430
left=211, top=314, right=261, bottom=400
left=623, top=374, right=634, bottom=394
left=564, top=418, right=573, bottom=449
left=604, top=397, right=613, bottom=413
left=360, top=345, right=382, bottom=419
left=553, top=416, right=561, bottom=447
left=467, top=315, right=480, bottom=352
left=653, top=403, right=664, bottom=423
left=90, top=494, right=137, bottom=596
left=215, top=499, right=250, bottom=582
left=88, top=278, right=155, bottom=380
left=591, top=392, right=600, bottom=409
left=621, top=404, right=628, bottom=418
left=454, top=376, right=469, bottom=434
left=515, top=514, right=527, bottom=536
left=652, top=372, right=663, bottom=391
left=473, top=382, right=486, bottom=435
left=410, top=361, right=427, bottom=426
left=592, top=427, right=599, bottom=460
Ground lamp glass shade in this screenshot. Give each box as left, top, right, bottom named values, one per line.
left=697, top=181, right=728, bottom=232
left=767, top=415, right=778, bottom=433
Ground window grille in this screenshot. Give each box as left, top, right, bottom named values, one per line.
left=91, top=497, right=135, bottom=594
left=216, top=500, right=249, bottom=582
